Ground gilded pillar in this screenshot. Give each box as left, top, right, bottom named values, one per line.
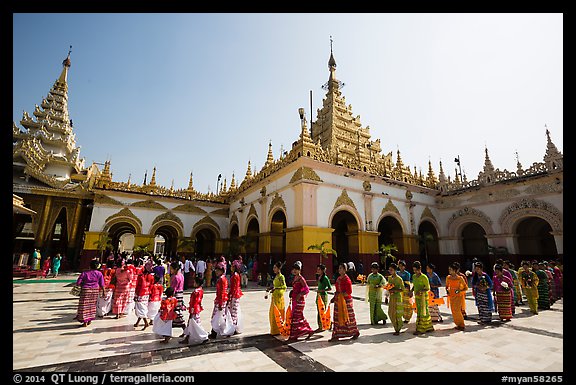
left=36, top=195, right=53, bottom=247
left=68, top=199, right=84, bottom=247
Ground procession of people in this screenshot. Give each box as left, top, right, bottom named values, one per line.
left=71, top=252, right=562, bottom=345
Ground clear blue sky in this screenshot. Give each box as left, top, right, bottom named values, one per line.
left=13, top=13, right=563, bottom=193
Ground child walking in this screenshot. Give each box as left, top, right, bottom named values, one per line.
left=153, top=287, right=178, bottom=343
left=147, top=275, right=164, bottom=326
left=180, top=277, right=208, bottom=345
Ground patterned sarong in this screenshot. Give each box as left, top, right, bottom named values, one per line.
left=495, top=291, right=513, bottom=320
left=289, top=297, right=313, bottom=339
left=476, top=290, right=492, bottom=322
left=172, top=290, right=186, bottom=328
left=332, top=294, right=359, bottom=338
left=388, top=291, right=404, bottom=332
left=76, top=287, right=99, bottom=323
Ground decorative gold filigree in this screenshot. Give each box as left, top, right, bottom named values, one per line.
left=152, top=211, right=184, bottom=229
left=420, top=206, right=436, bottom=222
left=268, top=192, right=287, bottom=215
left=248, top=204, right=258, bottom=219
left=499, top=198, right=562, bottom=232
left=193, top=215, right=221, bottom=231
left=172, top=203, right=207, bottom=214
left=290, top=166, right=323, bottom=183
left=447, top=206, right=492, bottom=228
left=334, top=190, right=356, bottom=210
left=381, top=199, right=400, bottom=215
left=105, top=208, right=142, bottom=227
left=94, top=194, right=124, bottom=206
left=130, top=200, right=167, bottom=210
left=362, top=180, right=372, bottom=192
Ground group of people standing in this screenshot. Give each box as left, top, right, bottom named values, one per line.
left=73, top=253, right=562, bottom=345
left=28, top=249, right=63, bottom=278
left=73, top=254, right=246, bottom=345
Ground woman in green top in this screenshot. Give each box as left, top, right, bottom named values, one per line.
left=412, top=261, right=434, bottom=335
left=387, top=263, right=404, bottom=335
left=267, top=261, right=287, bottom=335
left=52, top=253, right=62, bottom=278
left=366, top=262, right=388, bottom=325
left=316, top=264, right=332, bottom=332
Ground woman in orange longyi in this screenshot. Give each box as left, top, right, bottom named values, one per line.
left=329, top=263, right=360, bottom=342
left=446, top=262, right=468, bottom=331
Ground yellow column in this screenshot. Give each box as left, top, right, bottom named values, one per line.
left=215, top=239, right=226, bottom=254
left=402, top=235, right=419, bottom=254
left=285, top=226, right=334, bottom=253
left=258, top=232, right=272, bottom=254
left=133, top=234, right=155, bottom=251
left=83, top=231, right=106, bottom=250
left=36, top=195, right=53, bottom=245
left=68, top=199, right=84, bottom=247
left=357, top=230, right=380, bottom=254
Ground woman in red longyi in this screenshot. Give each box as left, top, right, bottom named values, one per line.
left=209, top=262, right=229, bottom=339
left=228, top=259, right=244, bottom=334
left=329, top=263, right=360, bottom=342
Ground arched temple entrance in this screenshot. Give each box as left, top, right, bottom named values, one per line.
left=515, top=217, right=557, bottom=256
left=418, top=220, right=440, bottom=262
left=107, top=222, right=137, bottom=257
left=270, top=210, right=287, bottom=262
left=461, top=222, right=488, bottom=256
left=377, top=216, right=404, bottom=254
left=45, top=208, right=68, bottom=257
left=154, top=225, right=179, bottom=257
left=331, top=210, right=359, bottom=267
left=195, top=228, right=217, bottom=258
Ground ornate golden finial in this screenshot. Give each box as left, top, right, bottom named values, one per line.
left=245, top=160, right=252, bottom=179
left=63, top=45, right=72, bottom=68
left=266, top=141, right=274, bottom=166
left=187, top=172, right=194, bottom=190
left=149, top=167, right=157, bottom=186
left=127, top=173, right=131, bottom=187
left=230, top=172, right=236, bottom=190
left=169, top=179, right=174, bottom=193
left=222, top=178, right=227, bottom=194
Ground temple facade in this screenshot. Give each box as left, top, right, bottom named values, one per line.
left=13, top=48, right=563, bottom=281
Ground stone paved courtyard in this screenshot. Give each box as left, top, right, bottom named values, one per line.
left=13, top=274, right=563, bottom=373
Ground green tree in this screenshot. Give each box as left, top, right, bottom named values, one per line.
left=93, top=234, right=112, bottom=262
left=307, top=241, right=337, bottom=264
left=379, top=243, right=398, bottom=270
left=133, top=244, right=150, bottom=257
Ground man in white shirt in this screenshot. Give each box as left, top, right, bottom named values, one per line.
left=196, top=258, right=206, bottom=280
left=183, top=256, right=195, bottom=290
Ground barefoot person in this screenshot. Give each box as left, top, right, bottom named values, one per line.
left=366, top=262, right=388, bottom=326
left=74, top=260, right=105, bottom=327
left=181, top=277, right=208, bottom=345
left=446, top=262, right=468, bottom=331
left=387, top=263, right=405, bottom=335
left=153, top=287, right=178, bottom=343
left=315, top=264, right=332, bottom=332
left=412, top=261, right=434, bottom=335
left=112, top=259, right=133, bottom=319
left=209, top=261, right=229, bottom=339
left=147, top=275, right=164, bottom=326
left=133, top=265, right=155, bottom=330
left=287, top=261, right=314, bottom=342
left=329, top=263, right=360, bottom=342
left=267, top=261, right=287, bottom=336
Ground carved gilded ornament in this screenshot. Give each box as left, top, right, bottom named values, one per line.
left=289, top=166, right=323, bottom=183
left=193, top=216, right=221, bottom=232
left=381, top=199, right=400, bottom=216
left=94, top=194, right=124, bottom=206
left=405, top=190, right=413, bottom=200
left=334, top=190, right=356, bottom=210
left=260, top=186, right=267, bottom=197
left=499, top=198, right=562, bottom=233
left=248, top=204, right=259, bottom=219
left=105, top=208, right=142, bottom=227
left=362, top=180, right=372, bottom=192
left=420, top=206, right=437, bottom=222
left=172, top=203, right=207, bottom=214
left=268, top=193, right=287, bottom=215
left=151, top=211, right=184, bottom=229
left=447, top=206, right=493, bottom=228
left=130, top=200, right=168, bottom=210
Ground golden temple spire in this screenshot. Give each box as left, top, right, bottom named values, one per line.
left=187, top=172, right=194, bottom=190
left=543, top=125, right=563, bottom=171
left=230, top=172, right=236, bottom=190
left=149, top=167, right=157, bottom=186
left=266, top=141, right=274, bottom=166
left=222, top=178, right=227, bottom=194
left=57, top=45, right=72, bottom=88
left=245, top=160, right=252, bottom=179
left=127, top=173, right=131, bottom=187
left=515, top=151, right=524, bottom=176
left=438, top=160, right=447, bottom=183
left=169, top=179, right=174, bottom=193
left=395, top=149, right=404, bottom=170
